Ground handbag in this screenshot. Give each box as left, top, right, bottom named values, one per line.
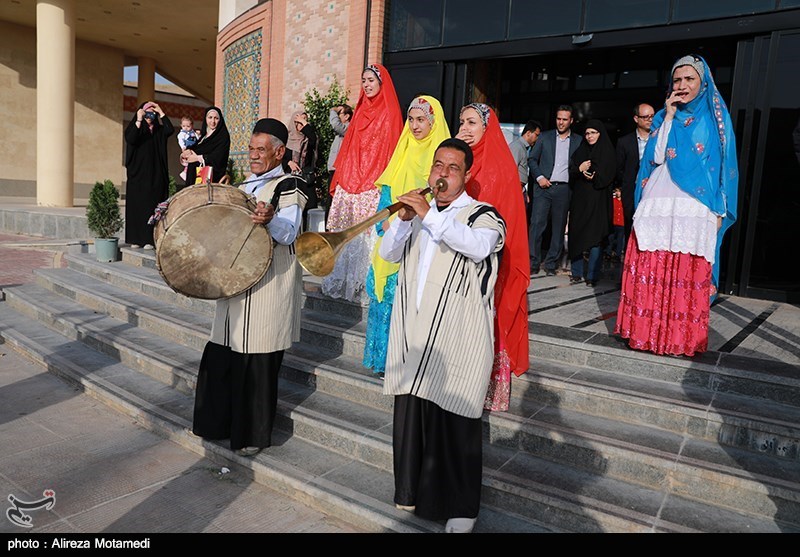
left=195, top=165, right=213, bottom=185
left=612, top=196, right=624, bottom=227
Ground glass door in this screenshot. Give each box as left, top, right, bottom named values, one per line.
left=727, top=31, right=800, bottom=302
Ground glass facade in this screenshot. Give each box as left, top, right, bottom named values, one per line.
left=384, top=2, right=800, bottom=301
left=387, top=0, right=443, bottom=51
left=673, top=0, right=776, bottom=22
left=387, top=0, right=791, bottom=52
left=508, top=0, right=582, bottom=39
left=585, top=0, right=669, bottom=32
left=443, top=0, right=508, bottom=45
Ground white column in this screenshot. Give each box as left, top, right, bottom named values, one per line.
left=36, top=0, right=75, bottom=207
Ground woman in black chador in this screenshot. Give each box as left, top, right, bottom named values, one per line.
left=568, top=119, right=616, bottom=286
left=124, top=101, right=173, bottom=249
left=180, top=106, right=231, bottom=188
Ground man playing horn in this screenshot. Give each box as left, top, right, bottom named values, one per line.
left=379, top=138, right=507, bottom=533
left=190, top=118, right=308, bottom=457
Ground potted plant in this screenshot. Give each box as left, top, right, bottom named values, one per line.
left=86, top=179, right=124, bottom=262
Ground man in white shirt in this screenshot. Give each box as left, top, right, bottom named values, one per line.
left=509, top=119, right=542, bottom=224
left=615, top=103, right=655, bottom=243
left=380, top=138, right=506, bottom=534
left=527, top=105, right=582, bottom=276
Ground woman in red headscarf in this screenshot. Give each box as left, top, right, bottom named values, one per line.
left=321, top=64, right=403, bottom=302
left=456, top=103, right=530, bottom=411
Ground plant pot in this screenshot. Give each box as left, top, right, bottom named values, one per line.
left=95, top=238, right=119, bottom=262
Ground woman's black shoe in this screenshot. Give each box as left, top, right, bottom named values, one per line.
left=585, top=280, right=598, bottom=287
left=569, top=275, right=583, bottom=285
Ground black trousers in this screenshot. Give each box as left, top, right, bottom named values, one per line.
left=393, top=394, right=483, bottom=521
left=192, top=341, right=283, bottom=451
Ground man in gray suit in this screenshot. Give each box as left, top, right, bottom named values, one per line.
left=528, top=105, right=582, bottom=275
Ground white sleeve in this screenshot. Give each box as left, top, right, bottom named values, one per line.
left=653, top=119, right=673, bottom=165
left=268, top=205, right=302, bottom=245
left=379, top=218, right=413, bottom=263
left=421, top=209, right=500, bottom=263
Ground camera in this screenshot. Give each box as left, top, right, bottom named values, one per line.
left=144, top=111, right=157, bottom=120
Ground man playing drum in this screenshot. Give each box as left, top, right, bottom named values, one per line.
left=190, top=118, right=308, bottom=457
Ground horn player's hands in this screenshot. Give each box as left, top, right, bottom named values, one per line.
left=252, top=201, right=275, bottom=225
left=396, top=189, right=430, bottom=221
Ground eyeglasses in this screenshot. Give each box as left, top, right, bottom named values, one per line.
left=584, top=130, right=599, bottom=136
left=636, top=114, right=654, bottom=120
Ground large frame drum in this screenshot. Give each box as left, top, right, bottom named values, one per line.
left=154, top=184, right=273, bottom=299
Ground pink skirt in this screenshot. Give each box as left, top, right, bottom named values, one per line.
left=615, top=231, right=712, bottom=357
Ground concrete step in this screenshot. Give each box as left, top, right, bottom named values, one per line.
left=33, top=264, right=800, bottom=464
left=37, top=258, right=800, bottom=460
left=38, top=263, right=800, bottom=456
left=2, top=302, right=792, bottom=532
left=73, top=251, right=800, bottom=411
left=5, top=278, right=800, bottom=529
left=115, top=248, right=369, bottom=321
left=0, top=303, right=551, bottom=533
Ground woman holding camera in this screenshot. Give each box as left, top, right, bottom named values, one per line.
left=124, top=101, right=173, bottom=249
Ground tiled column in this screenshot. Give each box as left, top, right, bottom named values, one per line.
left=36, top=0, right=75, bottom=207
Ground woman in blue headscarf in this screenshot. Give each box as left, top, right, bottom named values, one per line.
left=615, top=54, right=738, bottom=357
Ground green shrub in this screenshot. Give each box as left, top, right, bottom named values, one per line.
left=303, top=77, right=351, bottom=209
left=226, top=158, right=247, bottom=186
left=86, top=179, right=123, bottom=239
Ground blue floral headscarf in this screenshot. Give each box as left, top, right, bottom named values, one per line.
left=634, top=54, right=738, bottom=298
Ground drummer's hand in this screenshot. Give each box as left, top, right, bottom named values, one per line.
left=252, top=201, right=275, bottom=226
left=397, top=189, right=429, bottom=220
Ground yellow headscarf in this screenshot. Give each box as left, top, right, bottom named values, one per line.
left=371, top=95, right=451, bottom=301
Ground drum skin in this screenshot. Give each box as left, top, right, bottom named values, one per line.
left=154, top=184, right=273, bottom=300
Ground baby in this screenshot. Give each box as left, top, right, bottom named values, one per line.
left=177, top=116, right=200, bottom=182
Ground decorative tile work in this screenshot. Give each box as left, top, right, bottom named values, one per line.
left=281, top=0, right=350, bottom=121
left=224, top=30, right=263, bottom=177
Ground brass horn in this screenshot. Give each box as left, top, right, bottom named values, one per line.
left=296, top=178, right=449, bottom=276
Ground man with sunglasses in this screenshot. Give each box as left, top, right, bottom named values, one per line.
left=614, top=103, right=655, bottom=252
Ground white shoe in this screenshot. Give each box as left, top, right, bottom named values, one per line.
left=235, top=446, right=261, bottom=457
left=395, top=504, right=415, bottom=512
left=130, top=244, right=141, bottom=249
left=445, top=517, right=476, bottom=533
left=143, top=244, right=154, bottom=250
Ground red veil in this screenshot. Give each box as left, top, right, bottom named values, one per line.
left=464, top=106, right=530, bottom=406
left=330, top=64, right=403, bottom=196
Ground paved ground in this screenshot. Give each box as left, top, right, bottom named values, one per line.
left=0, top=233, right=365, bottom=535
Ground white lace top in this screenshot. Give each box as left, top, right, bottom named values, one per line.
left=632, top=118, right=719, bottom=264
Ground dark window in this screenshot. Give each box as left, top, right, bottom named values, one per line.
left=747, top=32, right=800, bottom=296
left=617, top=69, right=660, bottom=88
left=673, top=0, right=776, bottom=22
left=508, top=0, right=581, bottom=39
left=387, top=0, right=443, bottom=51
left=443, top=0, right=508, bottom=45
left=387, top=63, right=444, bottom=115
left=585, top=0, right=669, bottom=32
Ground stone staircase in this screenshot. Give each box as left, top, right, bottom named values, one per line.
left=0, top=247, right=798, bottom=533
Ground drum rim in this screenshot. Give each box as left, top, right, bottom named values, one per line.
left=155, top=203, right=273, bottom=300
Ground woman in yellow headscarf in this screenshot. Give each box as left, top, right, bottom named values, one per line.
left=363, top=95, right=451, bottom=378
